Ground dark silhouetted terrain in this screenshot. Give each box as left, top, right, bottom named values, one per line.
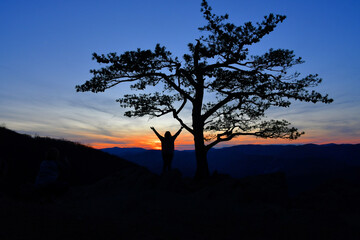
left=0, top=127, right=138, bottom=189
left=103, top=144, right=360, bottom=195
left=1, top=127, right=360, bottom=239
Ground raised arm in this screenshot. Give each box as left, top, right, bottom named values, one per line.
left=150, top=127, right=164, bottom=140
left=173, top=126, right=183, bottom=140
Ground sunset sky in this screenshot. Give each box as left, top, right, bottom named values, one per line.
left=1, top=0, right=359, bottom=150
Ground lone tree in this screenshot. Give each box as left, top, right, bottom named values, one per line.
left=76, top=0, right=333, bottom=180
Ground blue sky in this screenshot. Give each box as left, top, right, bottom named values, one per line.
left=1, top=0, right=359, bottom=149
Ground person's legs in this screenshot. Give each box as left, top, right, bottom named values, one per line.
left=162, top=160, right=166, bottom=175
left=167, top=156, right=173, bottom=171
left=162, top=153, right=174, bottom=173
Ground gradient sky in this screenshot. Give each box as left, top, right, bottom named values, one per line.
left=1, top=0, right=359, bottom=150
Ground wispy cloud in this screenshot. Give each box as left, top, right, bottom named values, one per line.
left=1, top=0, right=359, bottom=150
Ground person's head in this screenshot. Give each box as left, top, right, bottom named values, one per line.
left=165, top=131, right=171, bottom=138
left=46, top=147, right=59, bottom=161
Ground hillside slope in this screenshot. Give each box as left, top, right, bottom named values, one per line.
left=0, top=127, right=140, bottom=188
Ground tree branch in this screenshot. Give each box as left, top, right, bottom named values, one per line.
left=177, top=68, right=197, bottom=89
left=202, top=95, right=233, bottom=121
left=205, top=119, right=303, bottom=150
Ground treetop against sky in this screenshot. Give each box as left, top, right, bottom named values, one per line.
left=0, top=0, right=359, bottom=149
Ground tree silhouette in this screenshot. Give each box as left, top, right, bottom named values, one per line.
left=76, top=0, right=333, bottom=180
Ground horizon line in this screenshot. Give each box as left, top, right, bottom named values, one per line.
left=95, top=142, right=360, bottom=151
left=2, top=126, right=359, bottom=151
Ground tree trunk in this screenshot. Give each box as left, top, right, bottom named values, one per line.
left=192, top=62, right=209, bottom=180
left=192, top=99, right=210, bottom=180
left=193, top=128, right=210, bottom=180
left=194, top=146, right=209, bottom=180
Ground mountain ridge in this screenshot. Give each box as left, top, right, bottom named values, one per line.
left=102, top=143, right=360, bottom=195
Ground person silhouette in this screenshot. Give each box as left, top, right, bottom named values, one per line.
left=151, top=126, right=183, bottom=174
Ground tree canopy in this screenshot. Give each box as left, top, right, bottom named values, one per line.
left=76, top=0, right=333, bottom=179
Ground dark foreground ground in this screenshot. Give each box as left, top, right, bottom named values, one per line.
left=1, top=167, right=360, bottom=240
left=1, top=127, right=360, bottom=239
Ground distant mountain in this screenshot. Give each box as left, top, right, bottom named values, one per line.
left=101, top=147, right=147, bottom=157
left=102, top=144, right=360, bottom=194
left=101, top=147, right=195, bottom=176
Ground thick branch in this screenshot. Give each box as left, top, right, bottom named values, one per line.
left=177, top=68, right=197, bottom=88
left=205, top=120, right=303, bottom=150
left=171, top=98, right=194, bottom=134
left=202, top=95, right=233, bottom=121
left=153, top=73, right=194, bottom=102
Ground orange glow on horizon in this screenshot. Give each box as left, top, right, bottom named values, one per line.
left=81, top=131, right=359, bottom=150
left=88, top=135, right=193, bottom=150
left=68, top=124, right=360, bottom=150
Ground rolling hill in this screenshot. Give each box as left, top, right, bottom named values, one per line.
left=1, top=127, right=360, bottom=239
left=0, top=126, right=139, bottom=188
